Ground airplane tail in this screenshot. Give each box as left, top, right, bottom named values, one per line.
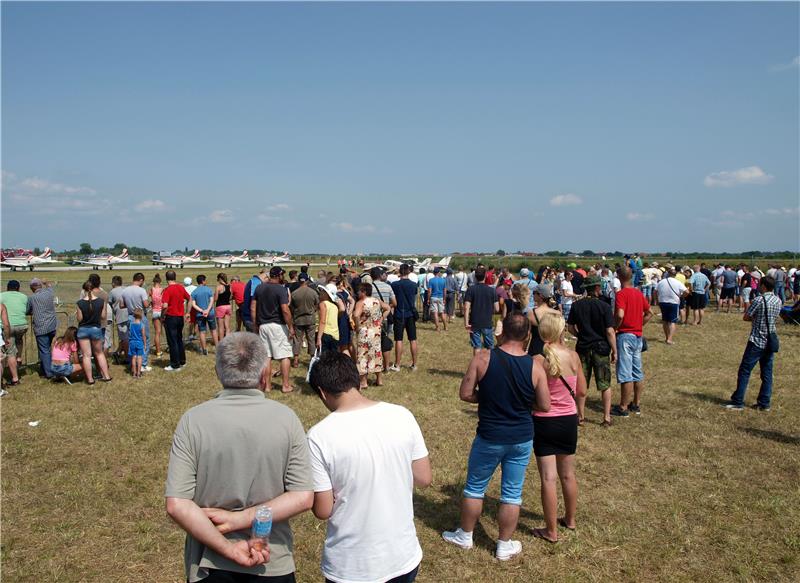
left=192, top=249, right=200, bottom=258
left=438, top=256, right=452, bottom=267
left=41, top=247, right=52, bottom=258
left=418, top=258, right=431, bottom=269
left=241, top=250, right=249, bottom=258
left=120, top=248, right=129, bottom=259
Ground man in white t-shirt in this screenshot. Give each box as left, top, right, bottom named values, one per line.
left=560, top=270, right=576, bottom=321
left=655, top=268, right=688, bottom=345
left=307, top=352, right=432, bottom=583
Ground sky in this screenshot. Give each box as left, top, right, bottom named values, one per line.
left=2, top=1, right=799, bottom=254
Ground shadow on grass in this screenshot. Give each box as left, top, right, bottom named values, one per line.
left=739, top=426, right=800, bottom=446
left=415, top=482, right=544, bottom=553
left=427, top=368, right=464, bottom=379
left=677, top=389, right=729, bottom=405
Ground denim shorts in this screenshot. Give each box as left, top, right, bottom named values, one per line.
left=76, top=326, right=105, bottom=341
left=469, top=328, right=495, bottom=350
left=51, top=362, right=74, bottom=377
left=197, top=314, right=217, bottom=332
left=463, top=435, right=533, bottom=506
left=616, top=332, right=644, bottom=383
left=128, top=342, right=145, bottom=357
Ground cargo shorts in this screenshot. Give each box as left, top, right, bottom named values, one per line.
left=579, top=349, right=611, bottom=391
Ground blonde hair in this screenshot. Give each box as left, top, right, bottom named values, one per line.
left=511, top=283, right=530, bottom=308
left=538, top=312, right=566, bottom=377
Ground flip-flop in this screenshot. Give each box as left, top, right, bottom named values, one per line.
left=100, top=377, right=113, bottom=383
left=281, top=387, right=295, bottom=394
left=87, top=380, right=96, bottom=386
left=558, top=518, right=576, bottom=531
left=532, top=528, right=558, bottom=544
left=578, top=417, right=585, bottom=427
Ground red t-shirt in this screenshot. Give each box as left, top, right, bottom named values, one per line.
left=615, top=287, right=650, bottom=336
left=230, top=280, right=245, bottom=304
left=161, top=284, right=191, bottom=317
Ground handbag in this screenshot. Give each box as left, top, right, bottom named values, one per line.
left=641, top=337, right=648, bottom=353
left=306, top=348, right=321, bottom=384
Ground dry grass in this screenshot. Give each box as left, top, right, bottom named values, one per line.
left=2, top=268, right=799, bottom=582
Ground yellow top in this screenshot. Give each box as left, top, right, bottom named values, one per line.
left=321, top=300, right=339, bottom=340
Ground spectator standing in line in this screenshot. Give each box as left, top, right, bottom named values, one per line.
left=773, top=266, right=787, bottom=304
left=567, top=276, right=616, bottom=426
left=214, top=273, right=233, bottom=341
left=428, top=268, right=448, bottom=332
left=108, top=276, right=129, bottom=363
left=390, top=264, right=420, bottom=371
left=719, top=265, right=739, bottom=314
left=76, top=280, right=112, bottom=384
left=230, top=275, right=246, bottom=332
left=252, top=266, right=295, bottom=393
left=612, top=267, right=653, bottom=418
left=26, top=278, right=58, bottom=379
left=120, top=273, right=152, bottom=372
left=190, top=275, right=218, bottom=356
left=725, top=275, right=782, bottom=412
left=241, top=270, right=267, bottom=333
left=150, top=274, right=164, bottom=358
left=655, top=267, right=687, bottom=345
left=445, top=268, right=459, bottom=321
left=559, top=271, right=577, bottom=322
left=166, top=333, right=313, bottom=583
left=184, top=277, right=198, bottom=341
left=289, top=273, right=318, bottom=368
left=0, top=280, right=29, bottom=386
left=463, top=266, right=499, bottom=354
left=688, top=265, right=711, bottom=326
left=443, top=313, right=550, bottom=561
left=308, top=351, right=430, bottom=583
left=161, top=270, right=191, bottom=372
left=371, top=267, right=397, bottom=372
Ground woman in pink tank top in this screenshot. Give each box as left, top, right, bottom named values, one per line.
left=531, top=312, right=587, bottom=543
left=150, top=274, right=164, bottom=357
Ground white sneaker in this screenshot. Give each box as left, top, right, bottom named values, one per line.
left=142, top=366, right=152, bottom=372
left=0, top=389, right=8, bottom=398
left=496, top=539, right=522, bottom=561
left=388, top=364, right=401, bottom=372
left=164, top=365, right=181, bottom=372
left=442, top=528, right=474, bottom=549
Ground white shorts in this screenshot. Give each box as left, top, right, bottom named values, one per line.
left=259, top=323, right=293, bottom=360
left=430, top=297, right=445, bottom=313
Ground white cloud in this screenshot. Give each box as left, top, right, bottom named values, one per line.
left=267, top=203, right=290, bottom=212
left=770, top=56, right=800, bottom=72
left=704, top=166, right=774, bottom=188
left=332, top=222, right=377, bottom=233
left=256, top=214, right=279, bottom=223
left=19, top=176, right=96, bottom=195
left=209, top=209, right=234, bottom=223
left=135, top=199, right=166, bottom=212
left=3, top=172, right=108, bottom=216
left=549, top=193, right=583, bottom=207
left=626, top=212, right=655, bottom=221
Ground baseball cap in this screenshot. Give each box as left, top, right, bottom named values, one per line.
left=298, top=272, right=310, bottom=282
left=536, top=283, right=554, bottom=298
left=567, top=262, right=577, bottom=269
left=269, top=266, right=284, bottom=278
left=30, top=277, right=43, bottom=287
left=183, top=277, right=192, bottom=286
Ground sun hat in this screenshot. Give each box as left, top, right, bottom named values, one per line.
left=321, top=283, right=339, bottom=302
left=183, top=277, right=192, bottom=286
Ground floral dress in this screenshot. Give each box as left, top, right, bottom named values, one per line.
left=357, top=297, right=383, bottom=375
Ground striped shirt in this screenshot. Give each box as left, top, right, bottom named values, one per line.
left=26, top=287, right=58, bottom=336
left=746, top=292, right=782, bottom=349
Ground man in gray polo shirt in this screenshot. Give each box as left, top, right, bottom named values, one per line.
left=370, top=267, right=397, bottom=372
left=165, top=332, right=313, bottom=583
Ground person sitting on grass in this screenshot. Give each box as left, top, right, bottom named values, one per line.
left=128, top=309, right=147, bottom=379
left=50, top=326, right=83, bottom=382
left=307, top=351, right=431, bottom=583
left=532, top=313, right=587, bottom=542
left=443, top=312, right=550, bottom=561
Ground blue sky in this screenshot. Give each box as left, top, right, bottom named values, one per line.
left=2, top=1, right=798, bottom=254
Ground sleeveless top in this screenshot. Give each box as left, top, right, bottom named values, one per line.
left=534, top=375, right=578, bottom=418
left=321, top=300, right=340, bottom=340
left=151, top=286, right=163, bottom=312
left=77, top=298, right=105, bottom=328
left=528, top=309, right=545, bottom=356
left=217, top=284, right=231, bottom=306
left=476, top=349, right=535, bottom=444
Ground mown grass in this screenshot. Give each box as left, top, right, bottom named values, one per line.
left=2, top=268, right=799, bottom=582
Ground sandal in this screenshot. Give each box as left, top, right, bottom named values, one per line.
left=532, top=528, right=558, bottom=544
left=87, top=380, right=96, bottom=386
left=100, top=377, right=113, bottom=383
left=601, top=420, right=612, bottom=428
left=558, top=518, right=576, bottom=531
left=281, top=386, right=295, bottom=394
left=578, top=417, right=585, bottom=427
left=9, top=379, right=21, bottom=387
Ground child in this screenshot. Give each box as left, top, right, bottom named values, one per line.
left=128, top=309, right=147, bottom=378
left=51, top=326, right=82, bottom=381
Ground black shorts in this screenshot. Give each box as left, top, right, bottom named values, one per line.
left=533, top=414, right=578, bottom=456
left=721, top=287, right=736, bottom=300
left=689, top=293, right=707, bottom=310
left=393, top=316, right=417, bottom=342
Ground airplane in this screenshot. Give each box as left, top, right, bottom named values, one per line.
left=210, top=250, right=254, bottom=268
left=153, top=250, right=207, bottom=268
left=75, top=249, right=136, bottom=270
left=0, top=247, right=59, bottom=271
left=363, top=256, right=452, bottom=274
left=254, top=252, right=292, bottom=267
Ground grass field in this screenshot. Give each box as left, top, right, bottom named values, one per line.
left=2, top=268, right=799, bottom=582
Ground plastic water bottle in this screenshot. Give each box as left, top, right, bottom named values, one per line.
left=250, top=506, right=272, bottom=551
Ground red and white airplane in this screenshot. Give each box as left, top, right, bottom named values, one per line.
left=153, top=250, right=207, bottom=268
left=211, top=250, right=254, bottom=268
left=254, top=252, right=292, bottom=267
left=0, top=247, right=59, bottom=271
left=76, top=248, right=136, bottom=270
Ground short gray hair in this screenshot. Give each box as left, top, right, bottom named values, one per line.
left=215, top=333, right=269, bottom=388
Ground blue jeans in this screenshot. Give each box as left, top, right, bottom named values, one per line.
left=641, top=284, right=652, bottom=301
left=36, top=331, right=56, bottom=378
left=129, top=315, right=150, bottom=366
left=616, top=333, right=643, bottom=383
left=463, top=435, right=533, bottom=505
left=469, top=328, right=495, bottom=350
left=730, top=341, right=775, bottom=407
left=774, top=283, right=785, bottom=303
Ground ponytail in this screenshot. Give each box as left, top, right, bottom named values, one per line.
left=537, top=312, right=567, bottom=378
left=82, top=281, right=95, bottom=316
left=542, top=343, right=563, bottom=378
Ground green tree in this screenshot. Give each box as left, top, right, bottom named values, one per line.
left=79, top=243, right=93, bottom=255
left=496, top=249, right=506, bottom=256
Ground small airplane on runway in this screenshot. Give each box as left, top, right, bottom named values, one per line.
left=75, top=249, right=136, bottom=270
left=0, top=247, right=59, bottom=271
left=254, top=252, right=292, bottom=267
left=210, top=250, right=254, bottom=268
left=364, top=256, right=452, bottom=273
left=153, top=250, right=207, bottom=268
